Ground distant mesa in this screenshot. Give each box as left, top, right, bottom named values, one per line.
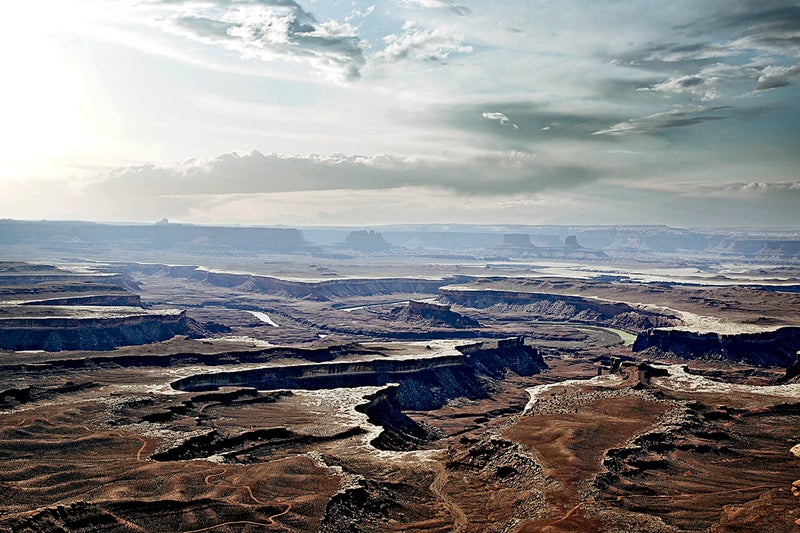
left=493, top=232, right=606, bottom=259
left=0, top=219, right=308, bottom=253
left=493, top=233, right=540, bottom=257
left=343, top=230, right=392, bottom=251
left=500, top=233, right=538, bottom=249
left=564, top=235, right=582, bottom=249
left=719, top=239, right=800, bottom=259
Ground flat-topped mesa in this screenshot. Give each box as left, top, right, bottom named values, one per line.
left=633, top=326, right=800, bottom=368
left=132, top=263, right=452, bottom=301
left=500, top=233, right=538, bottom=249
left=0, top=219, right=309, bottom=252
left=343, top=230, right=392, bottom=251
left=0, top=310, right=207, bottom=352
left=19, top=294, right=142, bottom=307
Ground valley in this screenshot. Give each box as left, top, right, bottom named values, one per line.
left=1, top=222, right=799, bottom=532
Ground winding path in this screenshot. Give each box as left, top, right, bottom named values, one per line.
left=428, top=461, right=467, bottom=532
left=197, top=467, right=293, bottom=529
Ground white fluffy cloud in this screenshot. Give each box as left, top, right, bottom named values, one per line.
left=481, top=112, right=518, bottom=130
left=642, top=74, right=721, bottom=101
left=395, top=0, right=471, bottom=16
left=375, top=23, right=471, bottom=62
left=160, top=0, right=366, bottom=82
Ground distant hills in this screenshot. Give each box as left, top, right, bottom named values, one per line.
left=1, top=219, right=798, bottom=260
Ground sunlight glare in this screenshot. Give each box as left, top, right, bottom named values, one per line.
left=0, top=1, right=98, bottom=180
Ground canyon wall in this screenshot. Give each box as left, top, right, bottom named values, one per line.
left=633, top=326, right=800, bottom=367
left=440, top=287, right=673, bottom=331
left=0, top=311, right=205, bottom=352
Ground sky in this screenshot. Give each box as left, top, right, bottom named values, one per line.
left=1, top=0, right=798, bottom=228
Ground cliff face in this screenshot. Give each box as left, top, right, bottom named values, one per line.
left=459, top=337, right=547, bottom=379
left=172, top=339, right=547, bottom=411
left=356, top=386, right=442, bottom=450
left=633, top=327, right=800, bottom=367
left=19, top=295, right=142, bottom=307
left=440, top=288, right=673, bottom=331
left=134, top=264, right=453, bottom=301
left=0, top=312, right=206, bottom=352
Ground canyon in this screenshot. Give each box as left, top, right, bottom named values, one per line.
left=1, top=221, right=800, bottom=532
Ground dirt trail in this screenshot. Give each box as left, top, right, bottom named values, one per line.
left=428, top=460, right=467, bottom=532
left=201, top=467, right=293, bottom=524
left=182, top=520, right=281, bottom=532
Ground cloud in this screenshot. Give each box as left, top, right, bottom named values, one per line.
left=375, top=23, right=472, bottom=63
left=756, top=64, right=800, bottom=90
left=155, top=0, right=365, bottom=82
left=592, top=106, right=731, bottom=136
left=685, top=2, right=800, bottom=55
left=719, top=180, right=800, bottom=196
left=81, top=149, right=600, bottom=203
left=396, top=0, right=472, bottom=16
left=641, top=74, right=721, bottom=101
left=613, top=3, right=800, bottom=103
left=481, top=112, right=518, bottom=130
left=640, top=41, right=734, bottom=63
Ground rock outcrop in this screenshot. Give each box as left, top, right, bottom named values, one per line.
left=0, top=311, right=207, bottom=352
left=783, top=352, right=800, bottom=382
left=0, top=261, right=203, bottom=351
left=388, top=300, right=480, bottom=328
left=440, top=287, right=673, bottom=331
left=356, top=386, right=443, bottom=450
left=632, top=327, right=800, bottom=367
left=126, top=263, right=455, bottom=301
left=171, top=339, right=547, bottom=411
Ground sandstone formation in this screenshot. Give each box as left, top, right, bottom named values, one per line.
left=632, top=326, right=800, bottom=367
left=171, top=338, right=546, bottom=414
left=388, top=300, right=480, bottom=328
left=1, top=236, right=800, bottom=532
left=0, top=262, right=207, bottom=351
left=440, top=286, right=672, bottom=331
